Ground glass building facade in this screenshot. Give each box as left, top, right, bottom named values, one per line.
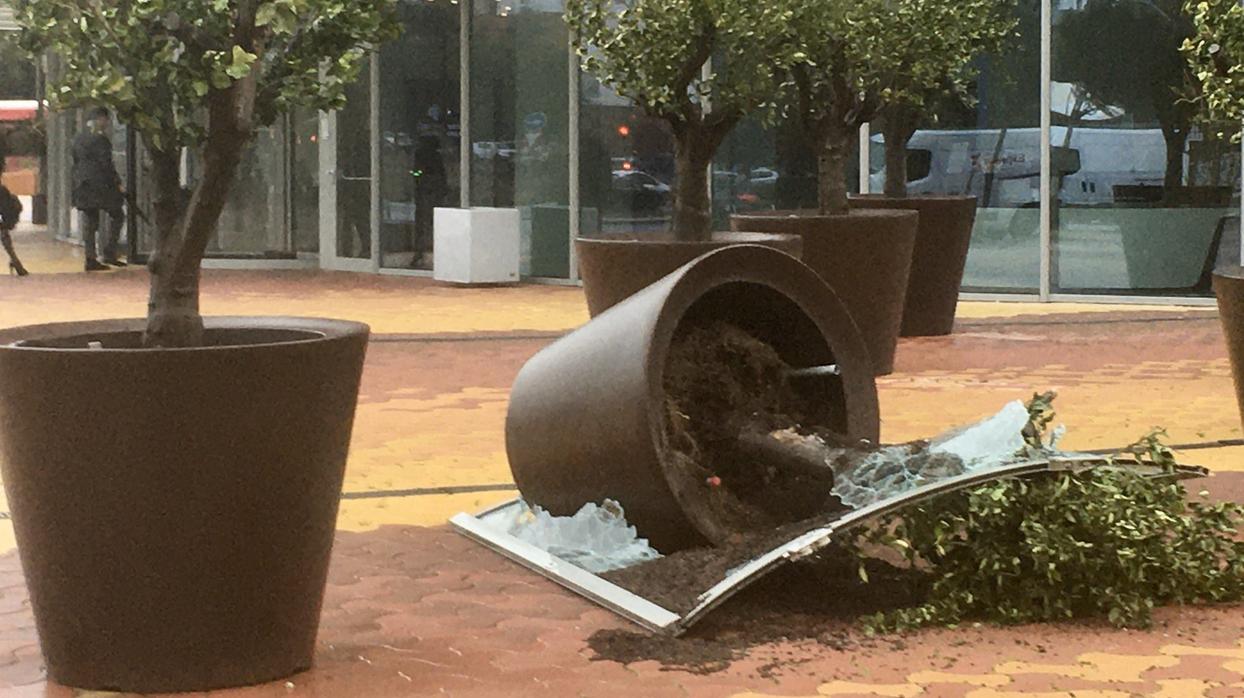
left=39, top=0, right=1240, bottom=299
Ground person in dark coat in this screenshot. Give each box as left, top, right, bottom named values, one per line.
left=71, top=107, right=126, bottom=271
left=0, top=135, right=29, bottom=276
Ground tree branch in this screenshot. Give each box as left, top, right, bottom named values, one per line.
left=673, top=21, right=715, bottom=127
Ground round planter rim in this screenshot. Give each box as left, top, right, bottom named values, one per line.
left=730, top=209, right=918, bottom=223
left=574, top=231, right=799, bottom=247
left=850, top=193, right=977, bottom=203
left=0, top=316, right=370, bottom=354
left=1213, top=265, right=1244, bottom=282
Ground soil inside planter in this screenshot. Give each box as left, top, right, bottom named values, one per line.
left=660, top=321, right=854, bottom=540
left=594, top=546, right=928, bottom=675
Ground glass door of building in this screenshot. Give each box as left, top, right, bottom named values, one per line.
left=320, top=55, right=379, bottom=272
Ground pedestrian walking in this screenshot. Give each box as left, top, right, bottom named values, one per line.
left=0, top=139, right=29, bottom=276
left=72, top=107, right=126, bottom=271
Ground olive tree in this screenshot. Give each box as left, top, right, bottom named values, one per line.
left=787, top=0, right=1014, bottom=211
left=566, top=0, right=798, bottom=241
left=16, top=0, right=398, bottom=346
left=1186, top=0, right=1244, bottom=126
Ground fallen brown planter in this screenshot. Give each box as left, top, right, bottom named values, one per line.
left=0, top=317, right=369, bottom=693
left=507, top=245, right=879, bottom=552
left=730, top=209, right=918, bottom=375
left=1215, top=267, right=1244, bottom=433
left=575, top=231, right=803, bottom=317
left=850, top=195, right=977, bottom=337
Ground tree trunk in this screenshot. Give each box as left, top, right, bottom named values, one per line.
left=1161, top=126, right=1188, bottom=192
left=817, top=127, right=851, bottom=216
left=671, top=129, right=713, bottom=242
left=980, top=127, right=1009, bottom=207
left=144, top=132, right=248, bottom=348
left=882, top=109, right=918, bottom=199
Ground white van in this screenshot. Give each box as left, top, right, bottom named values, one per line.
left=869, top=127, right=1169, bottom=207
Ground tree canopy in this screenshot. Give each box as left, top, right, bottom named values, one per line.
left=16, top=0, right=398, bottom=154
left=566, top=0, right=797, bottom=133
left=14, top=0, right=399, bottom=346
left=785, top=0, right=1014, bottom=206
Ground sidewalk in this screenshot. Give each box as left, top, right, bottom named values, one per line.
left=0, top=224, right=1239, bottom=696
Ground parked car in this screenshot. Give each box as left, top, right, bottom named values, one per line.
left=611, top=169, right=670, bottom=212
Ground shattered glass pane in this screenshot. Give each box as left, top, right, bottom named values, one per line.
left=832, top=400, right=1050, bottom=509
left=485, top=499, right=662, bottom=573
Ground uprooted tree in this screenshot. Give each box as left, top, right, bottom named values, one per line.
left=16, top=0, right=398, bottom=347
left=566, top=0, right=799, bottom=241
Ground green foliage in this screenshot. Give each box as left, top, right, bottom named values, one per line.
left=566, top=0, right=797, bottom=128
left=0, top=31, right=37, bottom=100
left=856, top=431, right=1244, bottom=632
left=1018, top=389, right=1058, bottom=456
left=1186, top=0, right=1244, bottom=132
left=15, top=0, right=400, bottom=152
left=788, top=0, right=1016, bottom=133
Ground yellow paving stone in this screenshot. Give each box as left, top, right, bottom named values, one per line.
left=731, top=693, right=822, bottom=698
left=955, top=686, right=1134, bottom=691
left=906, top=671, right=1009, bottom=687
left=878, top=364, right=1241, bottom=449
left=5, top=224, right=88, bottom=275
left=1151, top=679, right=1220, bottom=697
left=0, top=227, right=1219, bottom=336
left=816, top=682, right=923, bottom=697
left=954, top=301, right=1215, bottom=319
left=1189, top=448, right=1244, bottom=473
left=1161, top=642, right=1244, bottom=660
left=336, top=490, right=516, bottom=531
left=0, top=521, right=14, bottom=555
left=1224, top=660, right=1244, bottom=677
left=995, top=652, right=1179, bottom=683
left=344, top=387, right=512, bottom=493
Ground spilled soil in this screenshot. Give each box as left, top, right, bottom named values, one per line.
left=592, top=547, right=928, bottom=675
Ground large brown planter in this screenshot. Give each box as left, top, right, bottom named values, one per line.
left=850, top=195, right=977, bottom=336
left=575, top=231, right=803, bottom=316
left=507, top=245, right=879, bottom=552
left=0, top=317, right=368, bottom=692
left=731, top=209, right=918, bottom=376
left=1215, top=267, right=1244, bottom=432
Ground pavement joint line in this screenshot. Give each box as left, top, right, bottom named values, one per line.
left=369, top=332, right=564, bottom=344
left=1084, top=438, right=1244, bottom=454
left=340, top=483, right=519, bottom=499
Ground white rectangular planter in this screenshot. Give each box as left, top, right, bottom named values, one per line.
left=433, top=207, right=521, bottom=284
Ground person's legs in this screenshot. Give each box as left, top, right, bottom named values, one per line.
left=1, top=229, right=27, bottom=275
left=102, top=205, right=126, bottom=265
left=80, top=208, right=108, bottom=271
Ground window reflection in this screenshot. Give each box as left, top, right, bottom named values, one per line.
left=865, top=0, right=1043, bottom=292
left=379, top=0, right=461, bottom=271
left=579, top=75, right=674, bottom=236
left=472, top=0, right=570, bottom=278
left=1051, top=0, right=1238, bottom=295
